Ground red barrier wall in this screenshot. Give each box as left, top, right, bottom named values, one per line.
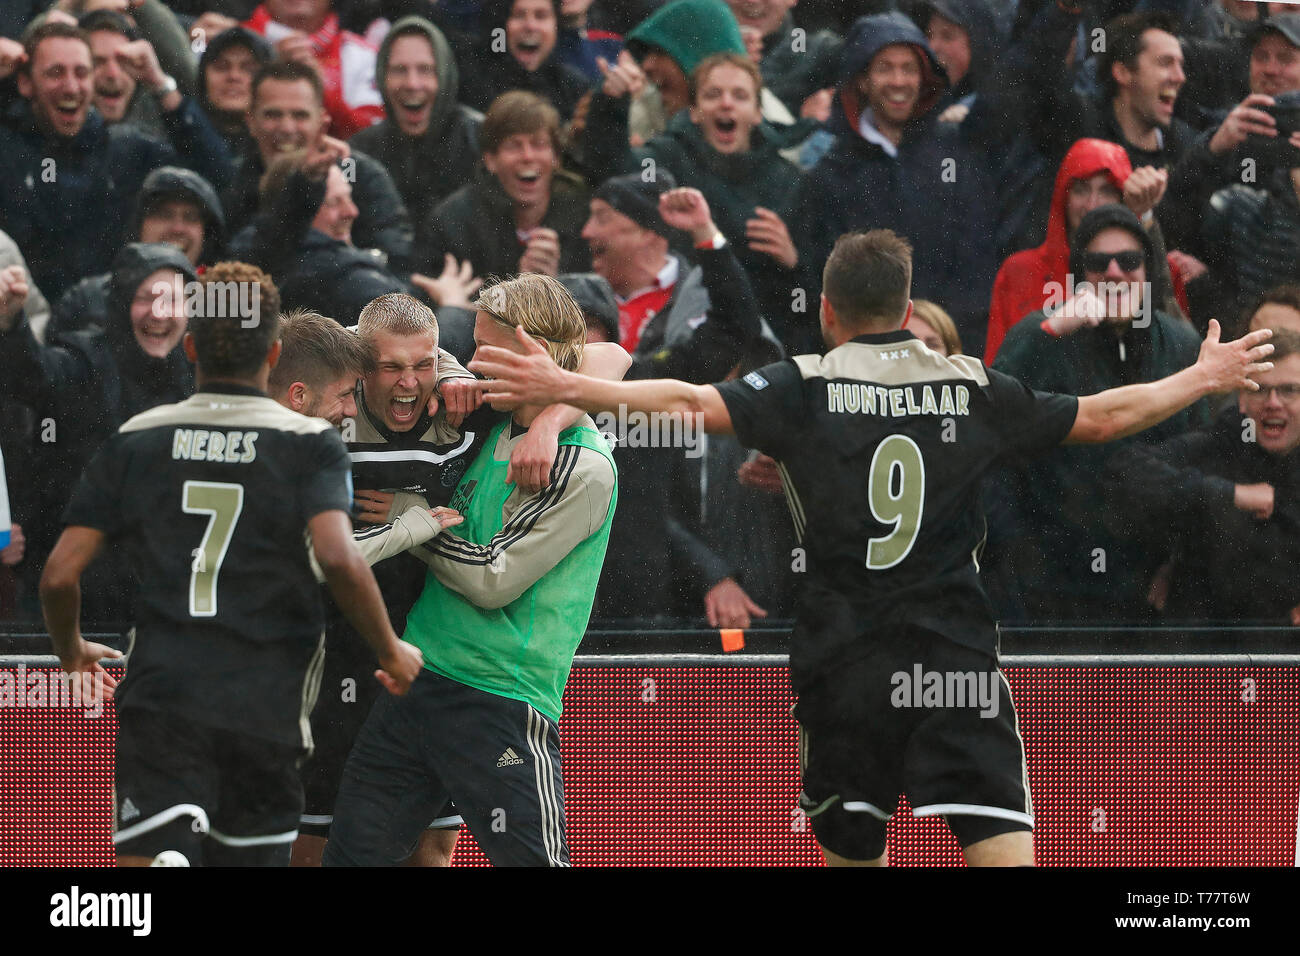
left=2, top=664, right=1297, bottom=866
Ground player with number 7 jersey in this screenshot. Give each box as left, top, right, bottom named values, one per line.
left=40, top=304, right=424, bottom=866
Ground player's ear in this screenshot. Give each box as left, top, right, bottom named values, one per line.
left=820, top=294, right=835, bottom=327
left=182, top=331, right=198, bottom=364
left=903, top=300, right=913, bottom=327
left=266, top=338, right=282, bottom=371
left=288, top=381, right=308, bottom=412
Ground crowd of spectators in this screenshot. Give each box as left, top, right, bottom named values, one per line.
left=3, top=0, right=1300, bottom=630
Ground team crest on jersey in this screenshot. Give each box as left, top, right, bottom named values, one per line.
left=743, top=371, right=769, bottom=391
left=442, top=458, right=467, bottom=488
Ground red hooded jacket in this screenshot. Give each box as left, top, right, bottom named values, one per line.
left=984, top=140, right=1128, bottom=360
left=984, top=139, right=1189, bottom=361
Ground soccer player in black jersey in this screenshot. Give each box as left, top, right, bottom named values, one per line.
left=39, top=299, right=424, bottom=867
left=471, top=229, right=1275, bottom=867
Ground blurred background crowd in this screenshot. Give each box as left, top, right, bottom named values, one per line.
left=2, top=0, right=1300, bottom=630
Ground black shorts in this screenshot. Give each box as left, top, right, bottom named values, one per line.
left=323, top=669, right=568, bottom=867
left=796, top=626, right=1032, bottom=860
left=299, top=633, right=461, bottom=836
left=113, top=707, right=305, bottom=866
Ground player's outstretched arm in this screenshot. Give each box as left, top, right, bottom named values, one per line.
left=508, top=341, right=635, bottom=492
left=472, top=326, right=736, bottom=435
left=1065, top=321, right=1273, bottom=444
left=39, top=526, right=123, bottom=694
left=308, top=509, right=423, bottom=695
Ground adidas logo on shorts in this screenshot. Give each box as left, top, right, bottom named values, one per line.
left=496, top=747, right=525, bottom=768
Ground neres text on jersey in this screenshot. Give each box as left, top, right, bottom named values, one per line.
left=171, top=428, right=259, bottom=463
left=826, top=383, right=970, bottom=417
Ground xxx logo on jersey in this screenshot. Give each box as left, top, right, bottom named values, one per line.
left=496, top=747, right=525, bottom=768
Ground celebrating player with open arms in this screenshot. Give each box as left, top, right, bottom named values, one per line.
left=470, top=229, right=1273, bottom=867
left=40, top=298, right=424, bottom=868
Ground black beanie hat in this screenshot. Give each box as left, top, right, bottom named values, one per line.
left=1069, top=203, right=1162, bottom=316
left=593, top=170, right=678, bottom=237
left=1070, top=204, right=1152, bottom=269
left=558, top=273, right=619, bottom=341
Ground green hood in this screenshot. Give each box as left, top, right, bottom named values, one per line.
left=626, top=0, right=745, bottom=76
left=375, top=16, right=462, bottom=139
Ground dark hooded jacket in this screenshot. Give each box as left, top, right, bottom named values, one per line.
left=790, top=13, right=1001, bottom=355
left=0, top=243, right=198, bottom=623
left=990, top=206, right=1205, bottom=623
left=50, top=166, right=226, bottom=339
left=196, top=26, right=273, bottom=157
left=1106, top=403, right=1300, bottom=624
left=418, top=168, right=592, bottom=279
left=913, top=0, right=1006, bottom=111
left=757, top=12, right=843, bottom=116
left=0, top=101, right=179, bottom=302
left=458, top=0, right=591, bottom=120
left=223, top=146, right=414, bottom=274
left=350, top=16, right=482, bottom=233
left=225, top=167, right=408, bottom=324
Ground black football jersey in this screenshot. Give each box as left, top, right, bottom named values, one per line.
left=715, top=330, right=1078, bottom=688
left=339, top=384, right=499, bottom=630
left=62, top=384, right=353, bottom=747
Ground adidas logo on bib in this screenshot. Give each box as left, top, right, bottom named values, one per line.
left=496, top=747, right=525, bottom=768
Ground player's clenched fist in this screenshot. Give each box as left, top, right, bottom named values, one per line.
left=375, top=639, right=424, bottom=696
left=0, top=37, right=26, bottom=82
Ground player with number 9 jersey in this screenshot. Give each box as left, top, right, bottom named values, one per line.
left=466, top=228, right=1275, bottom=866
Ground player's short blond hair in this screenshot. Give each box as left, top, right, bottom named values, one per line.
left=357, top=293, right=439, bottom=343
left=476, top=274, right=585, bottom=372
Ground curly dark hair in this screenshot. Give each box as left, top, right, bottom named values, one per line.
left=188, top=262, right=282, bottom=379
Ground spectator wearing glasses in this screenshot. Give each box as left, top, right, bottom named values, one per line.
left=1107, top=317, right=1300, bottom=624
